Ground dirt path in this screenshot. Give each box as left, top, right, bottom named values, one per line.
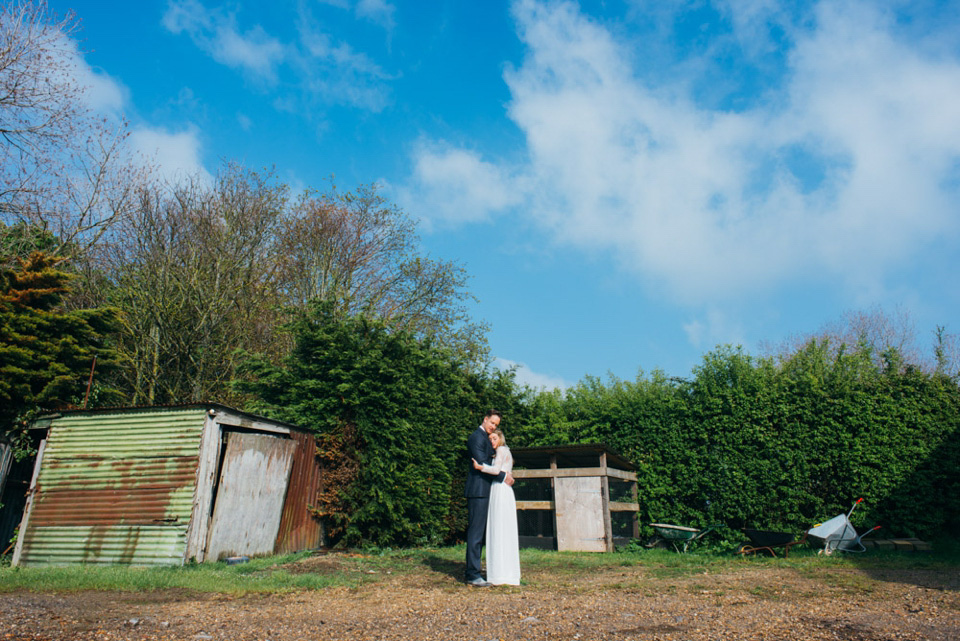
left=1, top=555, right=958, bottom=641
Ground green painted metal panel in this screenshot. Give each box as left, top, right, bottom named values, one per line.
left=16, top=525, right=188, bottom=566
left=18, top=408, right=207, bottom=566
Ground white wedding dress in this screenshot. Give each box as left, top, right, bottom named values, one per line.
left=481, top=445, right=521, bottom=585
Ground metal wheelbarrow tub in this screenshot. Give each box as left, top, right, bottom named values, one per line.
left=646, top=523, right=722, bottom=553
left=807, top=498, right=881, bottom=554
left=737, top=529, right=807, bottom=557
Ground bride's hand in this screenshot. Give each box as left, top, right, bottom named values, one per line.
left=472, top=458, right=482, bottom=470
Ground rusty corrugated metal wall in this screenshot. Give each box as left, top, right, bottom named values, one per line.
left=15, top=409, right=206, bottom=566
left=274, top=429, right=324, bottom=553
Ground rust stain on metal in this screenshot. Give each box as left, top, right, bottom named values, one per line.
left=274, top=430, right=324, bottom=553
left=30, top=456, right=197, bottom=527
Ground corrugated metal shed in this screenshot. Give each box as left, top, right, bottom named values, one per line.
left=14, top=409, right=204, bottom=566
left=11, top=404, right=324, bottom=567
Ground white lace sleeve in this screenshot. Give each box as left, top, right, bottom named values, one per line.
left=480, top=446, right=513, bottom=475
left=480, top=446, right=507, bottom=476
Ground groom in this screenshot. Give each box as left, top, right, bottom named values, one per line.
left=464, top=409, right=513, bottom=586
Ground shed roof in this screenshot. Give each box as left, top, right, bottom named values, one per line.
left=510, top=444, right=634, bottom=471
left=35, top=402, right=306, bottom=433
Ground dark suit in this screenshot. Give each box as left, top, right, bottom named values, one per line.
left=464, top=426, right=505, bottom=581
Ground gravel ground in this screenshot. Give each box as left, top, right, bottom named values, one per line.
left=1, top=554, right=958, bottom=641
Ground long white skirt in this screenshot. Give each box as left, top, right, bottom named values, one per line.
left=485, top=481, right=521, bottom=585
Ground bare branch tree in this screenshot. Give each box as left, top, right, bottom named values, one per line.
left=81, top=165, right=288, bottom=404
left=71, top=167, right=489, bottom=404
left=274, top=183, right=488, bottom=361
left=0, top=0, right=143, bottom=259
left=762, top=305, right=955, bottom=375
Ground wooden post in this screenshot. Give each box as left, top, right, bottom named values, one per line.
left=12, top=439, right=46, bottom=566
left=550, top=453, right=559, bottom=549
left=82, top=355, right=97, bottom=409
left=600, top=451, right=613, bottom=552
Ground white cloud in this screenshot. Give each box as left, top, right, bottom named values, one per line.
left=77, top=66, right=127, bottom=115
left=162, top=1, right=391, bottom=112
left=493, top=357, right=570, bottom=391
left=355, top=0, right=396, bottom=31
left=214, top=24, right=285, bottom=80
left=683, top=308, right=746, bottom=351
left=294, top=7, right=391, bottom=111
left=47, top=35, right=128, bottom=115
left=129, top=126, right=210, bottom=184
left=406, top=0, right=960, bottom=305
left=163, top=0, right=285, bottom=82
left=49, top=33, right=210, bottom=187
left=400, top=141, right=525, bottom=225
left=317, top=0, right=396, bottom=31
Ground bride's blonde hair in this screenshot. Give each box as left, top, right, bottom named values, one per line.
left=491, top=429, right=506, bottom=447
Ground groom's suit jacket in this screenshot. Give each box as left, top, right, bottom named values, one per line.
left=465, top=426, right=506, bottom=497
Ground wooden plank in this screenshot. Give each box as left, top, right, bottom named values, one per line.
left=608, top=468, right=637, bottom=481
left=214, top=410, right=291, bottom=435
left=554, top=476, right=606, bottom=552
left=517, top=500, right=641, bottom=513
left=11, top=439, right=45, bottom=566
left=516, top=500, right=555, bottom=510
left=204, top=432, right=297, bottom=561
left=601, top=456, right=613, bottom=552
left=0, top=442, right=13, bottom=500
left=513, top=467, right=636, bottom=481
left=185, top=414, right=222, bottom=563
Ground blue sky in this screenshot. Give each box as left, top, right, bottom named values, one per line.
left=51, top=0, right=960, bottom=389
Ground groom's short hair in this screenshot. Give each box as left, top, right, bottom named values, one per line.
left=484, top=409, right=502, bottom=420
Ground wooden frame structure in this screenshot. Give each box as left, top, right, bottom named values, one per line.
left=511, top=444, right=638, bottom=552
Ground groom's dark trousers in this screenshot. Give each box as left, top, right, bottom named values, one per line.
left=465, top=495, right=490, bottom=582
left=464, top=426, right=504, bottom=582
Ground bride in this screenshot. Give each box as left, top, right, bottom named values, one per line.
left=472, top=429, right=521, bottom=585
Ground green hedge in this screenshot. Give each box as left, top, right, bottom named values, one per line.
left=514, top=345, right=960, bottom=541
left=237, top=305, right=959, bottom=545
left=236, top=301, right=523, bottom=547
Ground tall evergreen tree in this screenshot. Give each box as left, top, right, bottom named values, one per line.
left=0, top=250, right=121, bottom=436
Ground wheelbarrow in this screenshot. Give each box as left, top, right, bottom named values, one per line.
left=807, top=498, right=881, bottom=554
left=645, top=523, right=723, bottom=553
left=736, top=529, right=808, bottom=557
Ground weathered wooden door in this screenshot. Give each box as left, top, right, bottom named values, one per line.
left=554, top=476, right=607, bottom=552
left=205, top=432, right=297, bottom=561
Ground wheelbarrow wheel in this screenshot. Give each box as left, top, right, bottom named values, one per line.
left=643, top=535, right=669, bottom=549
left=737, top=543, right=776, bottom=557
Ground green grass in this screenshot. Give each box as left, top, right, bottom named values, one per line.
left=1, top=541, right=957, bottom=595
left=0, top=551, right=389, bottom=595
